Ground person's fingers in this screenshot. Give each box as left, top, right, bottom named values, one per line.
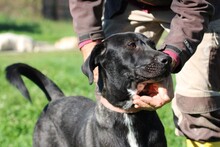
left=134, top=92, right=171, bottom=110
left=133, top=95, right=140, bottom=100
left=158, top=75, right=174, bottom=99
left=157, top=87, right=171, bottom=102
left=133, top=95, right=157, bottom=110
left=139, top=96, right=164, bottom=108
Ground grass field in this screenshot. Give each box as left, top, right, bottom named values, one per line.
left=0, top=51, right=186, bottom=147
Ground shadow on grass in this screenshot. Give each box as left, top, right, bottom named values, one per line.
left=0, top=22, right=41, bottom=33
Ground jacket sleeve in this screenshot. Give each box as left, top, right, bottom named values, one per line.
left=162, top=0, right=214, bottom=73
left=69, top=0, right=105, bottom=42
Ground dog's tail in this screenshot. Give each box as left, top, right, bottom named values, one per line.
left=5, top=63, right=65, bottom=102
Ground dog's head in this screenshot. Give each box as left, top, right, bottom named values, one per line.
left=82, top=32, right=172, bottom=109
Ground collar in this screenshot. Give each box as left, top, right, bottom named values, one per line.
left=100, top=96, right=141, bottom=114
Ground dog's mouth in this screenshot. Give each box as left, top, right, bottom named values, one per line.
left=122, top=80, right=164, bottom=110
left=134, top=67, right=169, bottom=93
left=136, top=81, right=159, bottom=97
left=121, top=65, right=170, bottom=110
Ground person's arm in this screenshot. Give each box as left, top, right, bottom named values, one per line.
left=163, top=0, right=214, bottom=73
left=69, top=0, right=104, bottom=82
left=69, top=0, right=104, bottom=62
left=69, top=0, right=105, bottom=44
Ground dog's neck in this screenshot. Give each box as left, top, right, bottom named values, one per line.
left=99, top=96, right=141, bottom=113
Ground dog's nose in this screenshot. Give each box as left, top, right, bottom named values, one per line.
left=156, top=55, right=171, bottom=65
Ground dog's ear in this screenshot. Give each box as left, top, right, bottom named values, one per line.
left=81, top=42, right=105, bottom=85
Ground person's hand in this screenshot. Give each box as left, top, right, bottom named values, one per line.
left=133, top=75, right=174, bottom=111
left=80, top=42, right=99, bottom=83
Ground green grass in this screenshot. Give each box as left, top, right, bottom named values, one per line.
left=0, top=51, right=186, bottom=147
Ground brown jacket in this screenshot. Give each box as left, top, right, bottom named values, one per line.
left=69, top=0, right=219, bottom=72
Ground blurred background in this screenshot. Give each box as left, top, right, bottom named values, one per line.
left=0, top=0, right=185, bottom=146
left=0, top=0, right=72, bottom=19
left=0, top=0, right=77, bottom=52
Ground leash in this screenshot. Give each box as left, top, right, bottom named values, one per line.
left=100, top=96, right=141, bottom=113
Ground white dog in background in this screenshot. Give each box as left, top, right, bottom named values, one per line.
left=0, top=33, right=35, bottom=52
left=0, top=33, right=78, bottom=52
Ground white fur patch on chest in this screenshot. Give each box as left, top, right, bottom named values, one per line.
left=123, top=114, right=139, bottom=147
left=127, top=89, right=137, bottom=97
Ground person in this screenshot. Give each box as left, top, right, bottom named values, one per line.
left=69, top=0, right=220, bottom=146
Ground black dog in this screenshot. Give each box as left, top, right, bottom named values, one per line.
left=6, top=32, right=171, bottom=147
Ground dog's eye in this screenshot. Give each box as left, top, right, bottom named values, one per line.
left=127, top=41, right=136, bottom=48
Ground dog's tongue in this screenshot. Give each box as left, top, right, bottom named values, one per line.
left=137, top=82, right=159, bottom=96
